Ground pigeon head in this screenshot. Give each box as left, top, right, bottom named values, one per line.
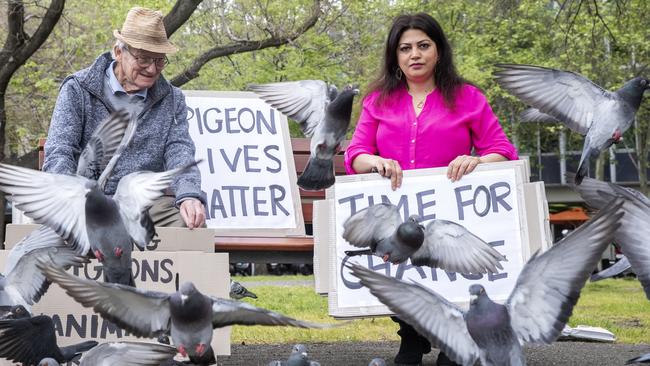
left=469, top=284, right=487, bottom=305
left=396, top=219, right=425, bottom=249
left=286, top=351, right=310, bottom=366
left=327, top=87, right=358, bottom=120
left=368, top=358, right=387, bottom=366
left=292, top=344, right=307, bottom=354
left=619, top=77, right=650, bottom=110
left=7, top=305, right=29, bottom=319
left=38, top=358, right=60, bottom=366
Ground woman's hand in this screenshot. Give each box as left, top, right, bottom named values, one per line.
left=371, top=156, right=403, bottom=191
left=447, top=155, right=481, bottom=182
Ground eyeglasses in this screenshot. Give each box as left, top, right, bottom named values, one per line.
left=123, top=46, right=169, bottom=69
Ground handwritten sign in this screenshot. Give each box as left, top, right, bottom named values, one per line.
left=184, top=90, right=304, bottom=236
left=328, top=164, right=529, bottom=317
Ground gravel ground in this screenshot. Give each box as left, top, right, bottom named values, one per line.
left=216, top=341, right=650, bottom=366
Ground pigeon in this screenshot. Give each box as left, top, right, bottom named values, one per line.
left=590, top=255, right=632, bottom=282
left=0, top=161, right=197, bottom=286
left=249, top=80, right=359, bottom=190
left=493, top=64, right=650, bottom=184
left=229, top=279, right=257, bottom=300
left=567, top=172, right=650, bottom=299
left=628, top=353, right=650, bottom=364
left=0, top=314, right=98, bottom=366
left=268, top=344, right=320, bottom=366
left=343, top=203, right=507, bottom=274
left=0, top=226, right=88, bottom=310
left=368, top=358, right=387, bottom=366
left=78, top=341, right=178, bottom=366
left=348, top=197, right=623, bottom=366
left=39, top=264, right=338, bottom=365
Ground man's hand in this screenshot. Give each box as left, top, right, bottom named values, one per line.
left=179, top=198, right=206, bottom=229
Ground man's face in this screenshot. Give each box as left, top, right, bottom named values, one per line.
left=114, top=45, right=167, bottom=92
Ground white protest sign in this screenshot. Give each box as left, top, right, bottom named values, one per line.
left=184, top=90, right=305, bottom=236
left=329, top=163, right=528, bottom=317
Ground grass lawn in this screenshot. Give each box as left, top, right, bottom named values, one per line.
left=231, top=276, right=650, bottom=345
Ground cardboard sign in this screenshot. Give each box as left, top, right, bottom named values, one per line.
left=321, top=161, right=548, bottom=318
left=184, top=90, right=305, bottom=236
left=0, top=250, right=230, bottom=366
left=4, top=225, right=215, bottom=253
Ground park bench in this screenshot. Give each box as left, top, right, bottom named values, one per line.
left=38, top=137, right=349, bottom=264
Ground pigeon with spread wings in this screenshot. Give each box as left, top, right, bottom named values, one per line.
left=40, top=263, right=338, bottom=365
left=343, top=203, right=506, bottom=274
left=493, top=64, right=649, bottom=184
left=348, top=198, right=623, bottom=366
left=249, top=80, right=358, bottom=190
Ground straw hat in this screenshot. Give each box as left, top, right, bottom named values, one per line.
left=113, top=7, right=178, bottom=54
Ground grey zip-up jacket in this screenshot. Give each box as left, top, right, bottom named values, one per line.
left=43, top=52, right=205, bottom=206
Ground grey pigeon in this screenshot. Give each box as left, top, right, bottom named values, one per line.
left=0, top=226, right=88, bottom=310
left=268, top=344, right=320, bottom=366
left=628, top=353, right=650, bottom=364
left=518, top=107, right=560, bottom=123
left=249, top=80, right=358, bottom=190
left=590, top=255, right=632, bottom=282
left=37, top=358, right=60, bottom=366
left=343, top=203, right=507, bottom=274
left=368, top=358, right=387, bottom=366
left=0, top=314, right=98, bottom=365
left=0, top=161, right=196, bottom=286
left=348, top=198, right=623, bottom=366
left=229, top=279, right=257, bottom=300
left=567, top=172, right=650, bottom=299
left=493, top=64, right=650, bottom=184
left=39, top=264, right=337, bottom=365
left=78, top=341, right=177, bottom=366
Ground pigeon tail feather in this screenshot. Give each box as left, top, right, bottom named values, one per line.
left=298, top=157, right=335, bottom=191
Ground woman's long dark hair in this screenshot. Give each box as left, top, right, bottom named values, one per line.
left=367, top=13, right=466, bottom=109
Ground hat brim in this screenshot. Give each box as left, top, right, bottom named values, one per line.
left=114, top=30, right=178, bottom=54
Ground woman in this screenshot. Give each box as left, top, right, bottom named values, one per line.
left=344, top=13, right=518, bottom=366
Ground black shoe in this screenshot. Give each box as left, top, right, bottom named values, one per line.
left=436, top=351, right=461, bottom=366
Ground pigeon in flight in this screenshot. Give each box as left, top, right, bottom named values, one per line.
left=567, top=172, right=650, bottom=299
left=229, top=279, right=257, bottom=300
left=493, top=64, right=649, bottom=184
left=0, top=313, right=98, bottom=366
left=590, top=255, right=632, bottom=282
left=78, top=341, right=177, bottom=366
left=348, top=198, right=623, bottom=366
left=249, top=80, right=359, bottom=190
left=343, top=203, right=506, bottom=274
left=0, top=226, right=88, bottom=311
left=40, top=263, right=337, bottom=365
left=0, top=161, right=196, bottom=286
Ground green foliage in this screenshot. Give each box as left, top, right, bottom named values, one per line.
left=4, top=0, right=649, bottom=154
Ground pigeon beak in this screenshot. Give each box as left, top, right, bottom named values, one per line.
left=382, top=254, right=390, bottom=262
left=181, top=294, right=188, bottom=304
left=470, top=294, right=478, bottom=303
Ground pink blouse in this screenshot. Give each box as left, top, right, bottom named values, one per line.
left=344, top=84, right=518, bottom=174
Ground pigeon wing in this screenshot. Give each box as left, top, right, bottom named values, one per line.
left=249, top=80, right=329, bottom=137
left=210, top=297, right=334, bottom=329
left=5, top=245, right=88, bottom=306
left=347, top=263, right=480, bottom=366
left=414, top=219, right=506, bottom=274
left=0, top=164, right=92, bottom=255
left=5, top=226, right=64, bottom=275
left=0, top=315, right=63, bottom=365
left=39, top=264, right=172, bottom=337
left=77, top=110, right=131, bottom=181
left=342, top=203, right=403, bottom=249
left=114, top=163, right=196, bottom=250
left=507, top=198, right=623, bottom=344
left=494, top=64, right=611, bottom=135
left=519, top=108, right=560, bottom=123
left=79, top=342, right=177, bottom=366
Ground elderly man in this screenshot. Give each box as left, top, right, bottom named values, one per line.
left=44, top=7, right=206, bottom=229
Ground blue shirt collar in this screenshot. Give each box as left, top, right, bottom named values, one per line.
left=105, top=60, right=148, bottom=99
